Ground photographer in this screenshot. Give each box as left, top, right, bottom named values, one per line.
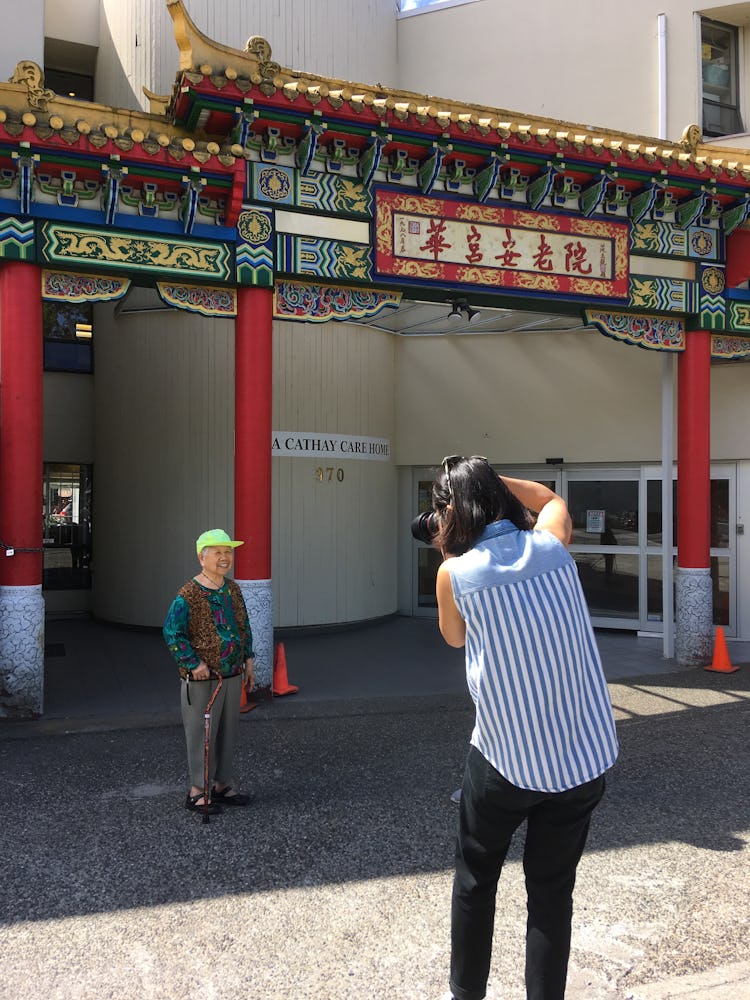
left=421, top=457, right=618, bottom=1000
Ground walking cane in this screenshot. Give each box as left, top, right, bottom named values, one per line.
left=202, top=669, right=223, bottom=825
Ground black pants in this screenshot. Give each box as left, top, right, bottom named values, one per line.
left=450, top=746, right=605, bottom=1000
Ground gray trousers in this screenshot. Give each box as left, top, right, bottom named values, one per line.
left=180, top=673, right=242, bottom=790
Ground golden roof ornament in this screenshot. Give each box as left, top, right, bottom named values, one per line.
left=680, top=124, right=702, bottom=154
left=9, top=61, right=55, bottom=111
left=244, top=36, right=280, bottom=79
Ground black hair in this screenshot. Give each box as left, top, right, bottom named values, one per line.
left=432, top=456, right=533, bottom=556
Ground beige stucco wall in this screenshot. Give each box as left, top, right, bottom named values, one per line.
left=272, top=320, right=397, bottom=627
left=43, top=372, right=95, bottom=464
left=394, top=330, right=666, bottom=467
left=92, top=306, right=236, bottom=627
left=711, top=362, right=750, bottom=458
left=90, top=308, right=397, bottom=628
left=395, top=328, right=750, bottom=464
left=396, top=0, right=750, bottom=144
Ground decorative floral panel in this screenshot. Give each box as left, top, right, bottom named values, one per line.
left=629, top=275, right=696, bottom=312
left=274, top=281, right=400, bottom=322
left=727, top=300, right=750, bottom=334
left=585, top=310, right=685, bottom=351
left=698, top=265, right=726, bottom=330
left=711, top=334, right=750, bottom=358
left=156, top=282, right=237, bottom=316
left=42, top=270, right=131, bottom=302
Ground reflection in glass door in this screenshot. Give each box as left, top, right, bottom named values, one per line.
left=566, top=473, right=640, bottom=626
left=413, top=474, right=441, bottom=615
left=42, top=463, right=93, bottom=590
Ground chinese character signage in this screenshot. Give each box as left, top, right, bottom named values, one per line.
left=374, top=190, right=629, bottom=300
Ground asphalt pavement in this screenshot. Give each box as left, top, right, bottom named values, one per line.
left=0, top=617, right=748, bottom=1000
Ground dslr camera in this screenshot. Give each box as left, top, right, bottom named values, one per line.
left=411, top=511, right=440, bottom=546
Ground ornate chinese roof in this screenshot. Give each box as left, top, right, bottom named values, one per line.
left=162, top=0, right=750, bottom=232
left=0, top=58, right=245, bottom=232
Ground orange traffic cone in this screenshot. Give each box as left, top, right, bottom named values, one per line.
left=705, top=626, right=740, bottom=673
left=272, top=642, right=298, bottom=696
left=240, top=682, right=258, bottom=713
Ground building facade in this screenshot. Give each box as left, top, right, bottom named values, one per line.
left=2, top=0, right=750, bottom=717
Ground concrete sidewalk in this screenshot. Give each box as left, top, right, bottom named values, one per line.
left=25, top=614, right=750, bottom=731
left=0, top=617, right=748, bottom=1000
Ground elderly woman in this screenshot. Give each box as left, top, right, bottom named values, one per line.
left=163, top=528, right=255, bottom=815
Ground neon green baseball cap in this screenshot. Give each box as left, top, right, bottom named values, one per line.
left=196, top=529, right=244, bottom=554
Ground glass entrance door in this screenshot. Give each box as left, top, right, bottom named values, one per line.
left=642, top=463, right=735, bottom=633
left=412, top=472, right=441, bottom=616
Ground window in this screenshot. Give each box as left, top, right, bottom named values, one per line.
left=701, top=17, right=743, bottom=137
left=398, top=0, right=479, bottom=15
left=44, top=37, right=97, bottom=103
left=43, top=464, right=93, bottom=590
left=43, top=300, right=93, bottom=373
left=43, top=68, right=94, bottom=102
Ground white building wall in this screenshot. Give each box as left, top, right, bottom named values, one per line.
left=712, top=361, right=750, bottom=460
left=95, top=0, right=399, bottom=114
left=45, top=0, right=100, bottom=48
left=0, top=0, right=43, bottom=79
left=396, top=0, right=750, bottom=144
left=96, top=0, right=164, bottom=112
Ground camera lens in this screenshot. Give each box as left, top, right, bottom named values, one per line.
left=411, top=511, right=438, bottom=546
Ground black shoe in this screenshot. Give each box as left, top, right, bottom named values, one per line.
left=211, top=785, right=255, bottom=807
left=185, top=792, right=222, bottom=815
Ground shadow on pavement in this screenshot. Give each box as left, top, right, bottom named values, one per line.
left=1, top=664, right=748, bottom=925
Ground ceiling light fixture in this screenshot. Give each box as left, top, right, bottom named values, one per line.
left=447, top=298, right=481, bottom=323
left=447, top=300, right=464, bottom=322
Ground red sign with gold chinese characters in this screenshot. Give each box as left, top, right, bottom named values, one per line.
left=374, top=190, right=629, bottom=300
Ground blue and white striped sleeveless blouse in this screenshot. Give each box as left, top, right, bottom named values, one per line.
left=447, top=520, right=619, bottom=792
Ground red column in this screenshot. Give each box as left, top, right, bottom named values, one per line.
left=677, top=329, right=711, bottom=568
left=234, top=286, right=273, bottom=579
left=0, top=261, right=43, bottom=585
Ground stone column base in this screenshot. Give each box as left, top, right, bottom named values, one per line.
left=236, top=578, right=273, bottom=690
left=675, top=567, right=713, bottom=666
left=0, top=585, right=45, bottom=718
